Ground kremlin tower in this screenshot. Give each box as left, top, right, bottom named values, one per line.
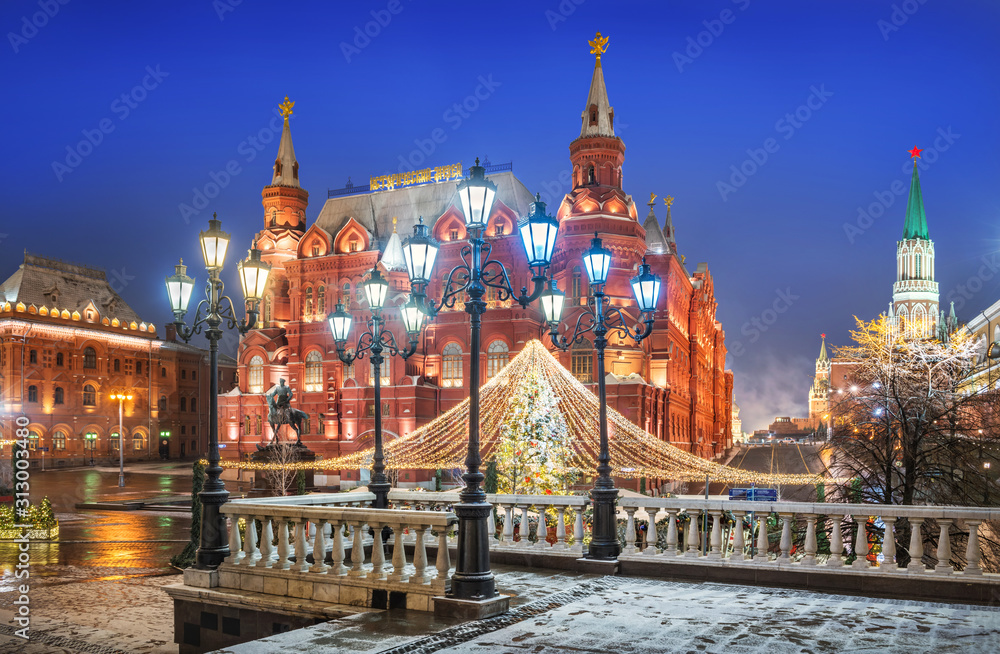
left=808, top=334, right=831, bottom=424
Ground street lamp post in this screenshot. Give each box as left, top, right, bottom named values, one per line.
left=402, top=160, right=559, bottom=600
left=164, top=213, right=271, bottom=569
left=541, top=238, right=661, bottom=559
left=110, top=391, right=133, bottom=487
left=328, top=268, right=422, bottom=509
left=85, top=432, right=96, bottom=466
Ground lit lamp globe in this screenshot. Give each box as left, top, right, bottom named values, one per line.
left=199, top=215, right=231, bottom=270
left=630, top=258, right=661, bottom=313
left=402, top=217, right=440, bottom=288
left=519, top=194, right=559, bottom=268
left=165, top=259, right=195, bottom=321
left=582, top=233, right=612, bottom=286
left=328, top=304, right=352, bottom=343
left=363, top=269, right=390, bottom=310
left=400, top=296, right=426, bottom=336
left=989, top=342, right=1000, bottom=360
left=237, top=248, right=271, bottom=304
left=539, top=280, right=566, bottom=326
left=456, top=158, right=497, bottom=231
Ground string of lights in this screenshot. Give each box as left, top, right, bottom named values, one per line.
left=213, top=340, right=843, bottom=484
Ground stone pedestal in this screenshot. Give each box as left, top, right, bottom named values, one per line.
left=433, top=594, right=511, bottom=620
left=250, top=443, right=316, bottom=496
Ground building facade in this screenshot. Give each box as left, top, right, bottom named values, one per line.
left=219, top=44, right=734, bottom=486
left=0, top=254, right=235, bottom=467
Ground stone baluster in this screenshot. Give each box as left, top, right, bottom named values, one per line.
left=686, top=513, right=701, bottom=557
left=275, top=520, right=291, bottom=570
left=310, top=519, right=328, bottom=573
left=517, top=505, right=530, bottom=546
left=556, top=506, right=568, bottom=550
left=331, top=521, right=347, bottom=575
left=389, top=520, right=409, bottom=582
left=644, top=507, right=659, bottom=556
left=852, top=515, right=869, bottom=570
left=293, top=520, right=309, bottom=572
left=411, top=524, right=431, bottom=584
left=535, top=504, right=552, bottom=549
left=964, top=520, right=983, bottom=576
left=623, top=506, right=638, bottom=554
left=256, top=518, right=275, bottom=568
left=371, top=521, right=387, bottom=579
left=666, top=510, right=679, bottom=556
left=708, top=511, right=723, bottom=559
left=732, top=512, right=747, bottom=561
left=572, top=506, right=585, bottom=553
left=226, top=515, right=244, bottom=565
left=778, top=514, right=793, bottom=562
left=934, top=519, right=953, bottom=574
left=827, top=515, right=844, bottom=567
left=881, top=517, right=897, bottom=571
left=503, top=504, right=514, bottom=547
left=754, top=514, right=769, bottom=562
left=487, top=507, right=496, bottom=545
left=906, top=517, right=925, bottom=571
left=801, top=516, right=817, bottom=566
left=436, top=528, right=451, bottom=581
left=243, top=515, right=260, bottom=566
left=349, top=522, right=365, bottom=577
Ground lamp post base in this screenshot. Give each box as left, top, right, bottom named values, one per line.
left=434, top=593, right=510, bottom=620
left=369, top=480, right=391, bottom=510
left=586, top=486, right=621, bottom=561
left=450, top=501, right=497, bottom=600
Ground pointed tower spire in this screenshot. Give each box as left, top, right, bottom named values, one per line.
left=818, top=333, right=829, bottom=362
left=271, top=96, right=300, bottom=188
left=642, top=192, right=668, bottom=253
left=580, top=31, right=614, bottom=138
left=902, top=148, right=928, bottom=240
left=663, top=196, right=676, bottom=250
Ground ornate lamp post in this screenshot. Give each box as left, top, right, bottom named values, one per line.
left=541, top=237, right=661, bottom=559
left=110, top=390, right=133, bottom=487
left=164, top=213, right=271, bottom=569
left=329, top=268, right=422, bottom=509
left=402, top=160, right=559, bottom=601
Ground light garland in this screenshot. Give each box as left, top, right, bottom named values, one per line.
left=213, top=340, right=844, bottom=485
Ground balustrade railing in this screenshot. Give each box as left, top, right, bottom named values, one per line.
left=617, top=497, right=999, bottom=577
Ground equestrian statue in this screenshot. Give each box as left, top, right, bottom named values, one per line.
left=258, top=377, right=308, bottom=448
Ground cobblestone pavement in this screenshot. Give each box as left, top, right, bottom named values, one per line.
left=219, top=576, right=1000, bottom=654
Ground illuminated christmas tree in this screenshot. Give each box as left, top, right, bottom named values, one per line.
left=491, top=367, right=578, bottom=495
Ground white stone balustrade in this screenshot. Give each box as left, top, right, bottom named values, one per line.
left=218, top=496, right=457, bottom=612
left=617, top=497, right=999, bottom=582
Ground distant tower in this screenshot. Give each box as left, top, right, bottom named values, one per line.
left=892, top=147, right=939, bottom=338
left=808, top=334, right=831, bottom=423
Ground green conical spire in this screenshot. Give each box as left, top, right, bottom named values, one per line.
left=902, top=163, right=929, bottom=240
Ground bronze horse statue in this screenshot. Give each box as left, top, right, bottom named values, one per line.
left=258, top=378, right=309, bottom=448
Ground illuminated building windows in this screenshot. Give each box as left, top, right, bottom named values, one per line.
left=111, top=431, right=120, bottom=451
left=262, top=295, right=272, bottom=327
left=29, top=349, right=37, bottom=364
left=27, top=385, right=38, bottom=403
left=571, top=341, right=593, bottom=383
left=83, top=347, right=97, bottom=369
left=305, top=351, right=323, bottom=391
left=317, top=286, right=326, bottom=315
left=369, top=358, right=390, bottom=387
left=54, top=387, right=64, bottom=404
left=487, top=340, right=509, bottom=379
left=248, top=355, right=264, bottom=393
left=349, top=238, right=359, bottom=252
left=83, top=384, right=96, bottom=406
left=450, top=229, right=459, bottom=241
left=244, top=415, right=252, bottom=436
left=53, top=431, right=66, bottom=450
left=442, top=342, right=463, bottom=388
left=305, top=287, right=313, bottom=317
left=133, top=432, right=145, bottom=451
left=84, top=432, right=97, bottom=450
left=28, top=431, right=38, bottom=450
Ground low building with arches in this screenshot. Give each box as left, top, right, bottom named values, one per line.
left=0, top=253, right=236, bottom=467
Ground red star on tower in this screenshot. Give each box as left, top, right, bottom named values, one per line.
left=907, top=146, right=923, bottom=159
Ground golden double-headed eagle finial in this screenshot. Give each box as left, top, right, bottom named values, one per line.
left=648, top=192, right=657, bottom=205
left=589, top=31, right=609, bottom=60
left=279, top=95, right=295, bottom=120
left=664, top=195, right=674, bottom=208
left=392, top=216, right=398, bottom=233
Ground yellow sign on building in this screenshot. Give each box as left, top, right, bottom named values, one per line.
left=370, top=162, right=463, bottom=192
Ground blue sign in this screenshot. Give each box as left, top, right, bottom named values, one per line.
left=728, top=488, right=748, bottom=501
left=729, top=488, right=778, bottom=502
left=218, top=444, right=227, bottom=448
left=39, top=447, right=49, bottom=452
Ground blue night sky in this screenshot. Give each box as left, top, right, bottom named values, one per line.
left=2, top=0, right=999, bottom=430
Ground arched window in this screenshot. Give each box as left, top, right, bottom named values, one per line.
left=305, top=351, right=323, bottom=391
left=54, top=387, right=64, bottom=404
left=133, top=432, right=145, bottom=451
left=83, top=384, right=96, bottom=406
left=262, top=295, right=272, bottom=327
left=302, top=415, right=311, bottom=435
left=317, top=286, right=326, bottom=315
left=190, top=398, right=197, bottom=412
left=442, top=343, right=463, bottom=388
left=369, top=358, right=390, bottom=387
left=255, top=415, right=262, bottom=434
left=487, top=340, right=509, bottom=379
left=304, top=287, right=313, bottom=317
left=136, top=361, right=142, bottom=376
left=244, top=415, right=252, bottom=436
left=27, top=385, right=38, bottom=403
left=571, top=340, right=593, bottom=383
left=29, top=349, right=37, bottom=364
left=342, top=282, right=351, bottom=303
left=28, top=431, right=39, bottom=450
left=114, top=359, right=120, bottom=372
left=159, top=395, right=167, bottom=411
left=56, top=352, right=63, bottom=367
left=53, top=431, right=66, bottom=450
left=248, top=356, right=264, bottom=393
left=83, top=347, right=97, bottom=369
left=571, top=266, right=583, bottom=299
left=343, top=348, right=356, bottom=381
left=180, top=397, right=187, bottom=412
left=111, top=431, right=121, bottom=451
